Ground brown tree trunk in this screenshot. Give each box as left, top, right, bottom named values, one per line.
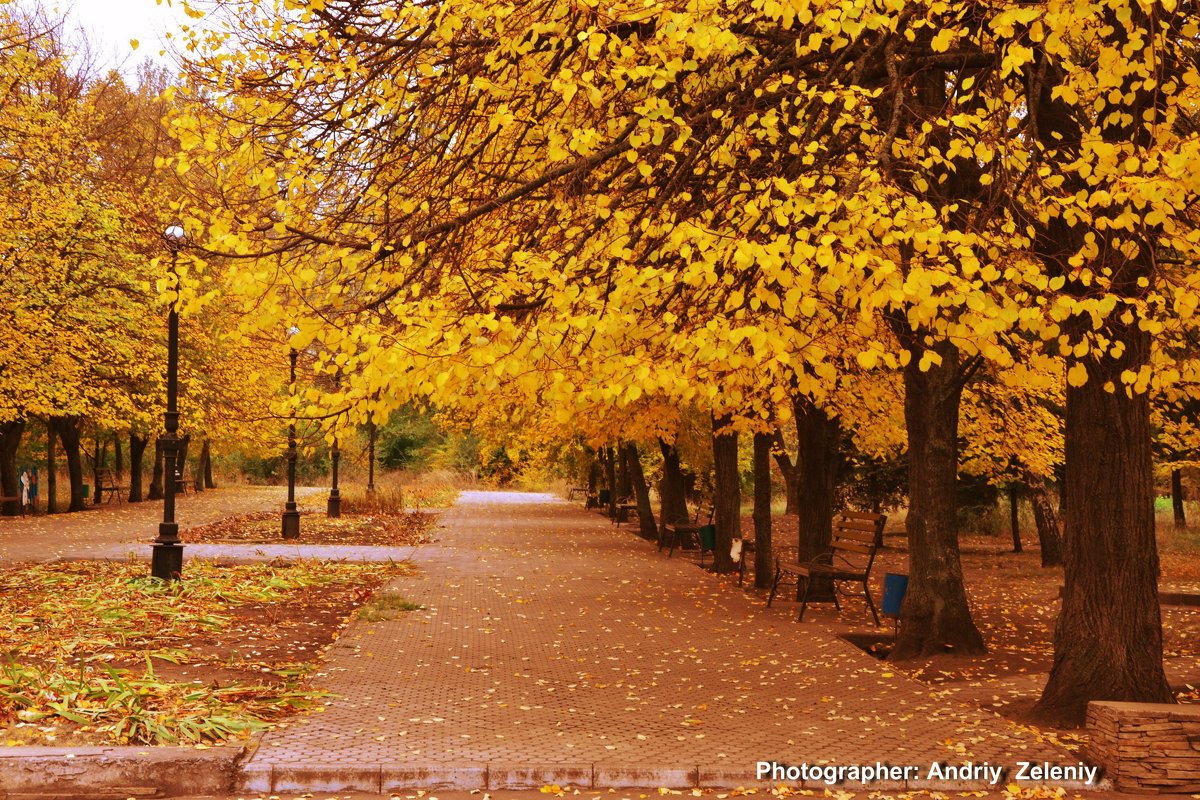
left=752, top=430, right=774, bottom=589
left=710, top=413, right=740, bottom=573
left=46, top=423, right=58, bottom=514
left=128, top=432, right=148, bottom=503
left=204, top=439, right=216, bottom=489
left=114, top=434, right=124, bottom=480
left=51, top=416, right=86, bottom=512
left=195, top=439, right=209, bottom=492
left=0, top=421, right=25, bottom=517
left=176, top=434, right=191, bottom=494
left=603, top=446, right=617, bottom=517
left=1026, top=473, right=1063, bottom=568
left=623, top=442, right=657, bottom=538
left=892, top=341, right=986, bottom=659
left=1010, top=483, right=1022, bottom=553
left=616, top=442, right=633, bottom=499
left=771, top=429, right=800, bottom=516
left=796, top=399, right=841, bottom=560
left=1172, top=468, right=1185, bottom=529
left=1035, top=329, right=1171, bottom=724
left=658, top=438, right=688, bottom=529
left=148, top=439, right=165, bottom=501
left=92, top=434, right=107, bottom=506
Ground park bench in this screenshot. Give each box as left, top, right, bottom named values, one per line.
left=660, top=503, right=714, bottom=559
left=96, top=468, right=127, bottom=504
left=0, top=494, right=22, bottom=516
left=767, top=511, right=887, bottom=626
left=613, top=497, right=639, bottom=526
left=175, top=466, right=194, bottom=495
left=567, top=485, right=589, bottom=503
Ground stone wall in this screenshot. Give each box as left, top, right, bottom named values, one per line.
left=1086, top=700, right=1200, bottom=793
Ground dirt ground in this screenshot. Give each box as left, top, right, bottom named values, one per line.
left=729, top=512, right=1200, bottom=741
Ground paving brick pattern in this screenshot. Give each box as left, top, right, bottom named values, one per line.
left=243, top=491, right=1083, bottom=793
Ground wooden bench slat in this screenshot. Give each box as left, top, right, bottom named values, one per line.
left=834, top=529, right=876, bottom=544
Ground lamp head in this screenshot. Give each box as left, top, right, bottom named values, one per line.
left=163, top=223, right=187, bottom=250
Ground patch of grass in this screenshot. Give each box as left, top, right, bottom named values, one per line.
left=358, top=591, right=422, bottom=621
left=0, top=559, right=410, bottom=745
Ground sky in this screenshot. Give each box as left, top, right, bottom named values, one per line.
left=53, top=0, right=200, bottom=78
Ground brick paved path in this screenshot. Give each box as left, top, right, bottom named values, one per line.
left=242, top=491, right=1084, bottom=794
left=0, top=486, right=321, bottom=564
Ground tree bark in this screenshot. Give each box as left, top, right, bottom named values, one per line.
left=658, top=438, right=688, bottom=529
left=603, top=446, right=617, bottom=517
left=752, top=430, right=774, bottom=589
left=128, top=432, right=148, bottom=502
left=46, top=423, right=57, bottom=514
left=710, top=413, right=740, bottom=573
left=892, top=341, right=986, bottom=659
left=616, top=442, right=633, bottom=499
left=623, top=442, right=657, bottom=538
left=0, top=421, right=25, bottom=517
left=195, top=439, right=209, bottom=492
left=796, top=399, right=841, bottom=560
left=771, top=429, right=800, bottom=516
left=51, top=416, right=86, bottom=513
left=1026, top=473, right=1063, bottom=568
left=203, top=439, right=216, bottom=489
left=148, top=439, right=165, bottom=501
left=176, top=434, right=191, bottom=495
left=1010, top=483, right=1022, bottom=553
left=114, top=434, right=124, bottom=480
left=92, top=434, right=106, bottom=506
left=1035, top=329, right=1171, bottom=724
left=1172, top=468, right=1185, bottom=529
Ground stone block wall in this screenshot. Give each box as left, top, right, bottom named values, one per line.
left=1086, top=700, right=1200, bottom=793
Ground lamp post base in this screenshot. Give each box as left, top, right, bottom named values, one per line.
left=281, top=509, right=301, bottom=540
left=151, top=543, right=184, bottom=580
left=327, top=492, right=341, bottom=518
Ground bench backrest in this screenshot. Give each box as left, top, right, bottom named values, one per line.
left=830, top=512, right=887, bottom=575
left=96, top=467, right=117, bottom=485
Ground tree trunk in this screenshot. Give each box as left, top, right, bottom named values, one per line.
left=752, top=430, right=774, bottom=589
left=658, top=438, right=688, bottom=529
left=623, top=443, right=657, bottom=538
left=1035, top=329, right=1171, bottom=724
left=771, top=429, right=800, bottom=516
left=148, top=439, right=165, bottom=501
left=1171, top=468, right=1185, bottom=529
left=892, top=341, right=986, bottom=659
left=616, top=442, right=633, bottom=499
left=710, top=413, right=740, bottom=573
left=203, top=439, right=216, bottom=489
left=46, top=423, right=58, bottom=514
left=195, top=439, right=209, bottom=492
left=51, top=416, right=86, bottom=513
left=0, top=421, right=25, bottom=517
left=1026, top=473, right=1063, bottom=568
left=587, top=458, right=599, bottom=495
left=114, top=434, right=124, bottom=480
left=92, top=434, right=106, bottom=506
left=128, top=432, right=148, bottom=503
left=796, top=399, right=841, bottom=560
left=176, top=435, right=191, bottom=495
left=603, top=446, right=617, bottom=517
left=1010, top=483, right=1022, bottom=553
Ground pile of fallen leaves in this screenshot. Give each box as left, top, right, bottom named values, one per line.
left=0, top=559, right=410, bottom=745
left=183, top=508, right=437, bottom=546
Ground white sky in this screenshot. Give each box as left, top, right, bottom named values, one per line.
left=53, top=0, right=200, bottom=79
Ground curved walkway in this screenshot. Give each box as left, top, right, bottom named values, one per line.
left=0, top=485, right=322, bottom=565
left=241, top=491, right=1084, bottom=794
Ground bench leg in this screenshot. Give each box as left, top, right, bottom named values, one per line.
left=767, top=567, right=782, bottom=607
left=797, top=575, right=811, bottom=622
left=863, top=581, right=881, bottom=627
left=667, top=530, right=678, bottom=558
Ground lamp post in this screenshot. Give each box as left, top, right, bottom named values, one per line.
left=367, top=393, right=377, bottom=497
left=151, top=223, right=187, bottom=580
left=327, top=373, right=341, bottom=518
left=282, top=328, right=301, bottom=540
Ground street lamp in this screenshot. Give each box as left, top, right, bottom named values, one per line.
left=327, top=375, right=341, bottom=518
left=151, top=223, right=187, bottom=580
left=282, top=327, right=301, bottom=540
left=367, top=392, right=377, bottom=497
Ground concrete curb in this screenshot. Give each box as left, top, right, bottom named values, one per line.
left=0, top=745, right=245, bottom=796
left=237, top=760, right=1109, bottom=793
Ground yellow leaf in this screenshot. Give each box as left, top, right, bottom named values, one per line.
left=1067, top=362, right=1088, bottom=387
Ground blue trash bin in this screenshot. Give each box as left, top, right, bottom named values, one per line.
left=881, top=573, right=909, bottom=617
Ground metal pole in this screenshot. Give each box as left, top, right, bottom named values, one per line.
left=282, top=346, right=301, bottom=539
left=151, top=246, right=183, bottom=579
left=367, top=416, right=376, bottom=497
left=327, top=435, right=341, bottom=517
